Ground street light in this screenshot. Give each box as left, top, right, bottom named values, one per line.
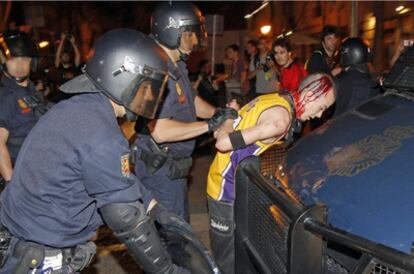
left=38, top=41, right=49, bottom=48
left=261, top=25, right=272, bottom=35
left=244, top=1, right=269, bottom=19
left=285, top=30, right=293, bottom=36
left=399, top=7, right=411, bottom=14
left=395, top=6, right=404, bottom=12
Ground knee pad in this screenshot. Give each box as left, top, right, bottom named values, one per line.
left=100, top=201, right=173, bottom=274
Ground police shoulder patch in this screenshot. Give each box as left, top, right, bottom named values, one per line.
left=17, top=98, right=31, bottom=113
left=120, top=154, right=131, bottom=177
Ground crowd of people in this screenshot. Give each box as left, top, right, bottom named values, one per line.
left=0, top=1, right=412, bottom=274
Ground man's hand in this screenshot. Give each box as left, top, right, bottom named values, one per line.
left=207, top=108, right=238, bottom=133
left=331, top=67, right=342, bottom=76
left=149, top=203, right=193, bottom=233
left=226, top=99, right=240, bottom=111
left=69, top=35, right=76, bottom=44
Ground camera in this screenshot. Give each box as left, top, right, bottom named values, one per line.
left=64, top=31, right=73, bottom=39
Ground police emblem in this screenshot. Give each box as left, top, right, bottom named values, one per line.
left=164, top=17, right=179, bottom=30
left=326, top=125, right=414, bottom=177
left=17, top=98, right=31, bottom=113
left=176, top=82, right=186, bottom=104
left=120, top=154, right=131, bottom=177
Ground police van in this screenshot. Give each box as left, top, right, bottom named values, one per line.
left=234, top=47, right=414, bottom=274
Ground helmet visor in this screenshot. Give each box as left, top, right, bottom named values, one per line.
left=124, top=72, right=168, bottom=119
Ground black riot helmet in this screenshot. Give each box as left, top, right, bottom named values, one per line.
left=61, top=29, right=170, bottom=120
left=339, top=37, right=370, bottom=68
left=0, top=30, right=39, bottom=82
left=151, top=2, right=207, bottom=50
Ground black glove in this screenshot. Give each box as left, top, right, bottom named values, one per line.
left=149, top=203, right=193, bottom=234
left=207, top=108, right=238, bottom=133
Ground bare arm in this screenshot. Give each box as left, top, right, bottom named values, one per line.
left=240, top=69, right=247, bottom=86
left=0, top=128, right=12, bottom=181
left=248, top=68, right=258, bottom=80
left=215, top=106, right=290, bottom=152
left=194, top=95, right=216, bottom=119
left=54, top=33, right=65, bottom=68
left=148, top=118, right=208, bottom=143
left=192, top=74, right=203, bottom=90
left=69, top=36, right=81, bottom=67
left=248, top=58, right=260, bottom=80
left=390, top=41, right=406, bottom=67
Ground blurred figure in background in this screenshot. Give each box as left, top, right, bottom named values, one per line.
left=390, top=37, right=414, bottom=67
left=224, top=44, right=248, bottom=105
left=53, top=31, right=81, bottom=101
left=245, top=39, right=258, bottom=99
left=306, top=25, right=341, bottom=77
left=249, top=37, right=279, bottom=97
left=305, top=25, right=341, bottom=130
left=193, top=60, right=220, bottom=107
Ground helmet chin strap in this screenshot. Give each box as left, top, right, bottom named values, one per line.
left=126, top=109, right=138, bottom=122
left=11, top=75, right=29, bottom=83
left=4, top=69, right=29, bottom=84
left=178, top=48, right=190, bottom=62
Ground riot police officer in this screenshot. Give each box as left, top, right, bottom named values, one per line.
left=0, top=31, right=49, bottom=188
left=134, top=2, right=238, bottom=221
left=0, top=29, right=193, bottom=274
left=333, top=37, right=380, bottom=117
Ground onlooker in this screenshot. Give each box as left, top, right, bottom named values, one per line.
left=306, top=25, right=342, bottom=76
left=273, top=38, right=308, bottom=98
left=31, top=56, right=52, bottom=98
left=245, top=39, right=258, bottom=98
left=263, top=52, right=280, bottom=91
left=224, top=44, right=248, bottom=105
left=54, top=32, right=81, bottom=101
left=193, top=60, right=220, bottom=107
left=249, top=37, right=279, bottom=96
left=305, top=25, right=341, bottom=130
left=390, top=38, right=414, bottom=67
left=333, top=37, right=380, bottom=117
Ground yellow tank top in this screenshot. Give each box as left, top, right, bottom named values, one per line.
left=207, top=93, right=291, bottom=202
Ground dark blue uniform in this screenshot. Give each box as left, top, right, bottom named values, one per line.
left=0, top=92, right=151, bottom=259
left=0, top=76, right=40, bottom=164
left=135, top=59, right=196, bottom=221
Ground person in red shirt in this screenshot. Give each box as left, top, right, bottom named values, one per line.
left=273, top=38, right=308, bottom=99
